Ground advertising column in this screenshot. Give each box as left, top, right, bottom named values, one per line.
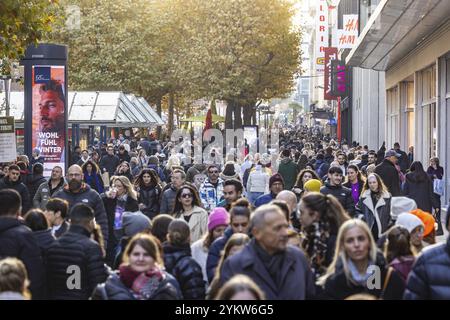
left=21, top=44, right=68, bottom=177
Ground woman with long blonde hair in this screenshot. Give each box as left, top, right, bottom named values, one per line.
left=318, top=219, right=405, bottom=300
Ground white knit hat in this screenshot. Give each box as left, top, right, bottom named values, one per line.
left=390, top=197, right=417, bottom=220
left=395, top=213, right=424, bottom=233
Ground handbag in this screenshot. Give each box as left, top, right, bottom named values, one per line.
left=433, top=178, right=444, bottom=196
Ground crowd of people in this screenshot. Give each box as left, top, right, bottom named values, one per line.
left=0, top=126, right=449, bottom=300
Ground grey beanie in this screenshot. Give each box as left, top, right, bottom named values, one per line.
left=122, top=211, right=152, bottom=237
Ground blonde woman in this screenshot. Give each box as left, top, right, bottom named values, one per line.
left=102, top=175, right=139, bottom=266
left=317, top=219, right=405, bottom=300
left=0, top=258, right=31, bottom=300
left=164, top=155, right=181, bottom=184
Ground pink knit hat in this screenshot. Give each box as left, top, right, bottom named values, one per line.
left=208, top=207, right=230, bottom=231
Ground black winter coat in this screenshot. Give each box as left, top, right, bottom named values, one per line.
left=137, top=185, right=161, bottom=219
left=92, top=271, right=181, bottom=300
left=99, top=154, right=120, bottom=176
left=374, top=159, right=401, bottom=196
left=46, top=225, right=107, bottom=300
left=322, top=252, right=405, bottom=300
left=102, top=195, right=139, bottom=266
left=33, top=229, right=56, bottom=254
left=404, top=236, right=450, bottom=299
left=0, top=217, right=46, bottom=299
left=320, top=183, right=356, bottom=216
left=28, top=174, right=47, bottom=202
left=0, top=177, right=31, bottom=214
left=402, top=172, right=437, bottom=213
left=53, top=184, right=109, bottom=247
left=162, top=243, right=206, bottom=300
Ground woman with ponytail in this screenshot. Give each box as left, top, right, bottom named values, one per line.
left=162, top=220, right=206, bottom=300
left=298, top=192, right=351, bottom=281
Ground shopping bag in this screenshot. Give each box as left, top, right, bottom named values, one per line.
left=433, top=179, right=444, bottom=196
left=101, top=171, right=110, bottom=187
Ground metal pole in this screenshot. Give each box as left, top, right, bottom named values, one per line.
left=5, top=78, right=11, bottom=117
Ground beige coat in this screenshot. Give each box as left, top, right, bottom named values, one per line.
left=175, top=206, right=209, bottom=243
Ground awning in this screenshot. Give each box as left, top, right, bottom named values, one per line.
left=0, top=91, right=164, bottom=128
left=346, top=0, right=450, bottom=71
left=181, top=114, right=225, bottom=123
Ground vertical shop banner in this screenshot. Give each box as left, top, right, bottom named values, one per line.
left=324, top=47, right=338, bottom=100
left=331, top=60, right=349, bottom=97
left=32, top=65, right=66, bottom=177
left=0, top=116, right=17, bottom=162
left=315, top=0, right=329, bottom=73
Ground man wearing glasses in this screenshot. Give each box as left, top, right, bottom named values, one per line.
left=53, top=165, right=109, bottom=247
left=199, top=164, right=224, bottom=212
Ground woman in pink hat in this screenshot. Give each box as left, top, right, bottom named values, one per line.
left=191, top=207, right=230, bottom=285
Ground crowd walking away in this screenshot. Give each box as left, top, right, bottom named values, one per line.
left=1, top=124, right=450, bottom=301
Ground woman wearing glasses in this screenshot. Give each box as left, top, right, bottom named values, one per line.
left=172, top=184, right=208, bottom=243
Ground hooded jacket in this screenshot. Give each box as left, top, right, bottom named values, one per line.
left=53, top=183, right=109, bottom=247
left=277, top=158, right=299, bottom=190
left=162, top=243, right=206, bottom=300
left=374, top=159, right=401, bottom=196
left=320, top=183, right=356, bottom=217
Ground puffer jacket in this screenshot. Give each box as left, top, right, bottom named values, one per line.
left=137, top=184, right=161, bottom=219
left=246, top=169, right=270, bottom=194
left=33, top=178, right=66, bottom=210
left=53, top=183, right=109, bottom=247
left=162, top=243, right=206, bottom=300
left=0, top=217, right=46, bottom=299
left=404, top=236, right=450, bottom=299
left=206, top=227, right=234, bottom=283
left=46, top=225, right=107, bottom=300
left=160, top=184, right=178, bottom=215
left=33, top=228, right=56, bottom=254
left=355, top=190, right=392, bottom=241
left=91, top=270, right=182, bottom=300
left=320, top=183, right=356, bottom=216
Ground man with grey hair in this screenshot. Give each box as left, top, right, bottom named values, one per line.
left=219, top=204, right=315, bottom=299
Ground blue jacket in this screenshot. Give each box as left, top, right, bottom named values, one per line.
left=206, top=227, right=233, bottom=283
left=254, top=192, right=276, bottom=208
left=404, top=236, right=450, bottom=299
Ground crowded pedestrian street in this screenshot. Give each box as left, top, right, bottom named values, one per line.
left=1, top=0, right=450, bottom=307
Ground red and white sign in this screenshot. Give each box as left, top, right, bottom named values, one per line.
left=315, top=0, right=329, bottom=73
left=337, top=14, right=359, bottom=49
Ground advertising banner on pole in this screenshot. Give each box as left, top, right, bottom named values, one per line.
left=331, top=60, right=349, bottom=97
left=32, top=65, right=66, bottom=177
left=324, top=47, right=338, bottom=100
left=0, top=116, right=17, bottom=162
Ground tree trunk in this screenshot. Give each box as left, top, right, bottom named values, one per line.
left=243, top=105, right=254, bottom=125
left=225, top=100, right=234, bottom=130
left=168, top=92, right=175, bottom=136
left=234, top=102, right=242, bottom=129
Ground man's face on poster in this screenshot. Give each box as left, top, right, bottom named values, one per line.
left=39, top=89, right=64, bottom=132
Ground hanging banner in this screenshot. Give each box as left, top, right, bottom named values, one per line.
left=331, top=60, right=349, bottom=97
left=0, top=116, right=17, bottom=162
left=32, top=65, right=66, bottom=176
left=337, top=14, right=359, bottom=50
left=315, top=0, right=329, bottom=73
left=324, top=47, right=338, bottom=100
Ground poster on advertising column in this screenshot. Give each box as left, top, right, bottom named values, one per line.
left=32, top=65, right=66, bottom=177
left=0, top=116, right=17, bottom=162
